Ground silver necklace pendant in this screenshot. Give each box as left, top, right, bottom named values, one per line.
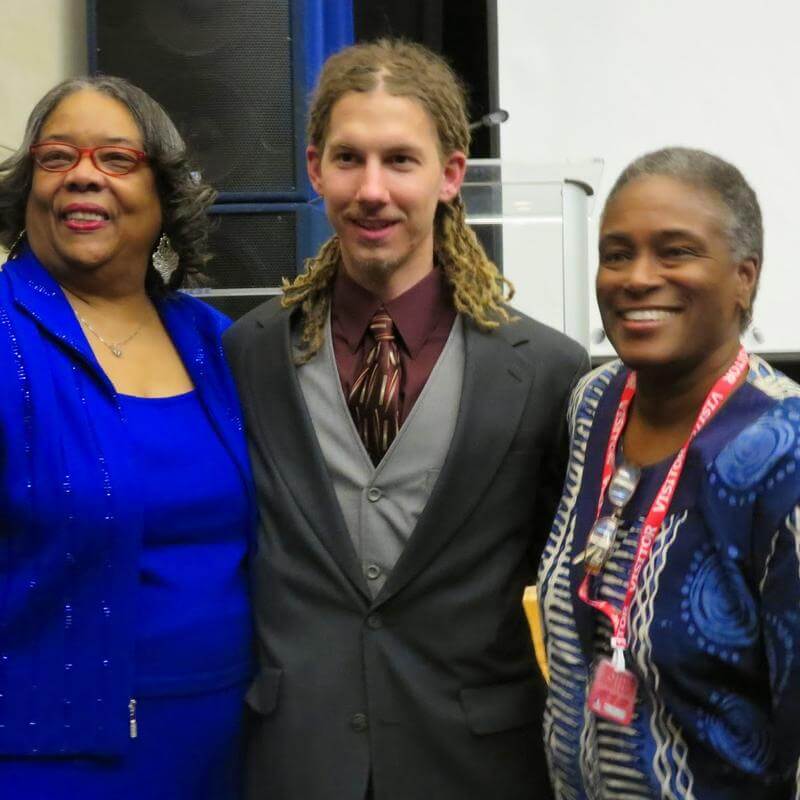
left=78, top=314, right=143, bottom=358
left=64, top=287, right=145, bottom=359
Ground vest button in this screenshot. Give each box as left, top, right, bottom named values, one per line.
left=367, top=487, right=382, bottom=502
left=365, top=563, right=382, bottom=580
left=350, top=712, right=368, bottom=732
left=366, top=613, right=383, bottom=629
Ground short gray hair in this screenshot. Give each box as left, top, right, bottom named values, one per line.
left=0, top=75, right=216, bottom=294
left=603, top=146, right=763, bottom=327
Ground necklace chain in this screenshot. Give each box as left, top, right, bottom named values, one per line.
left=78, top=314, right=144, bottom=358
left=63, top=287, right=145, bottom=358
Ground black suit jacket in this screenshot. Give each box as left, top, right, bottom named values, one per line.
left=224, top=297, right=589, bottom=800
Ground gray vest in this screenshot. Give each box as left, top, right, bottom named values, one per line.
left=297, top=315, right=465, bottom=596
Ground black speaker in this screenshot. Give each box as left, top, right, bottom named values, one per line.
left=88, top=0, right=313, bottom=201
left=189, top=202, right=331, bottom=319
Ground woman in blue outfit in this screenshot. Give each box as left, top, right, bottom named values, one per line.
left=538, top=148, right=800, bottom=798
left=0, top=76, right=254, bottom=799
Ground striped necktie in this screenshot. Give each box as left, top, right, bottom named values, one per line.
left=348, top=308, right=402, bottom=465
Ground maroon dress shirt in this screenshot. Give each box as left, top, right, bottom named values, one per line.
left=331, top=268, right=458, bottom=426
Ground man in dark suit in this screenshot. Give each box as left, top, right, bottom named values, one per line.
left=225, top=39, right=589, bottom=800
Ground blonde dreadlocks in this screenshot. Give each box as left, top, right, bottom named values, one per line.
left=283, top=38, right=514, bottom=362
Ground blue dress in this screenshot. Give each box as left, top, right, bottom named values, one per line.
left=538, top=355, right=800, bottom=799
left=1, top=391, right=251, bottom=799
left=0, top=249, right=254, bottom=800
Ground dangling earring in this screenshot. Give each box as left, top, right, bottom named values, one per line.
left=152, top=233, right=179, bottom=283
left=8, top=228, right=26, bottom=260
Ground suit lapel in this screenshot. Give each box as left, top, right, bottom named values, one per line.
left=244, top=307, right=370, bottom=599
left=376, top=319, right=534, bottom=606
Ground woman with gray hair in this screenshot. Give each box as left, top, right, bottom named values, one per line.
left=537, top=147, right=800, bottom=798
left=0, top=76, right=253, bottom=799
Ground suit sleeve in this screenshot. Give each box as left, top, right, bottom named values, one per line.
left=530, top=349, right=591, bottom=567
left=222, top=316, right=251, bottom=386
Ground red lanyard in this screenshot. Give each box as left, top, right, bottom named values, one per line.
left=578, top=346, right=749, bottom=658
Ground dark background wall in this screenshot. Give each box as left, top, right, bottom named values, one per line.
left=352, top=0, right=499, bottom=158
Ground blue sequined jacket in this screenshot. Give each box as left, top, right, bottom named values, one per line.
left=0, top=248, right=254, bottom=756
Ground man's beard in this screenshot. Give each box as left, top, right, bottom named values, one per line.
left=351, top=253, right=404, bottom=281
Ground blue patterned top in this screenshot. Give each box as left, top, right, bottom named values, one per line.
left=538, top=356, right=800, bottom=799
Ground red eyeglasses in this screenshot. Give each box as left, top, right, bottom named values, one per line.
left=30, top=142, right=149, bottom=176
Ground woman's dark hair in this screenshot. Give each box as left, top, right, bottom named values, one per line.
left=0, top=75, right=216, bottom=294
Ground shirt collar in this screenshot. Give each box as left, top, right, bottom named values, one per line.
left=331, top=267, right=454, bottom=358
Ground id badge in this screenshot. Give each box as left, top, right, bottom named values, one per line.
left=587, top=657, right=637, bottom=725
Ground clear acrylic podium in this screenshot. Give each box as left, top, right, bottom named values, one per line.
left=462, top=159, right=602, bottom=350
